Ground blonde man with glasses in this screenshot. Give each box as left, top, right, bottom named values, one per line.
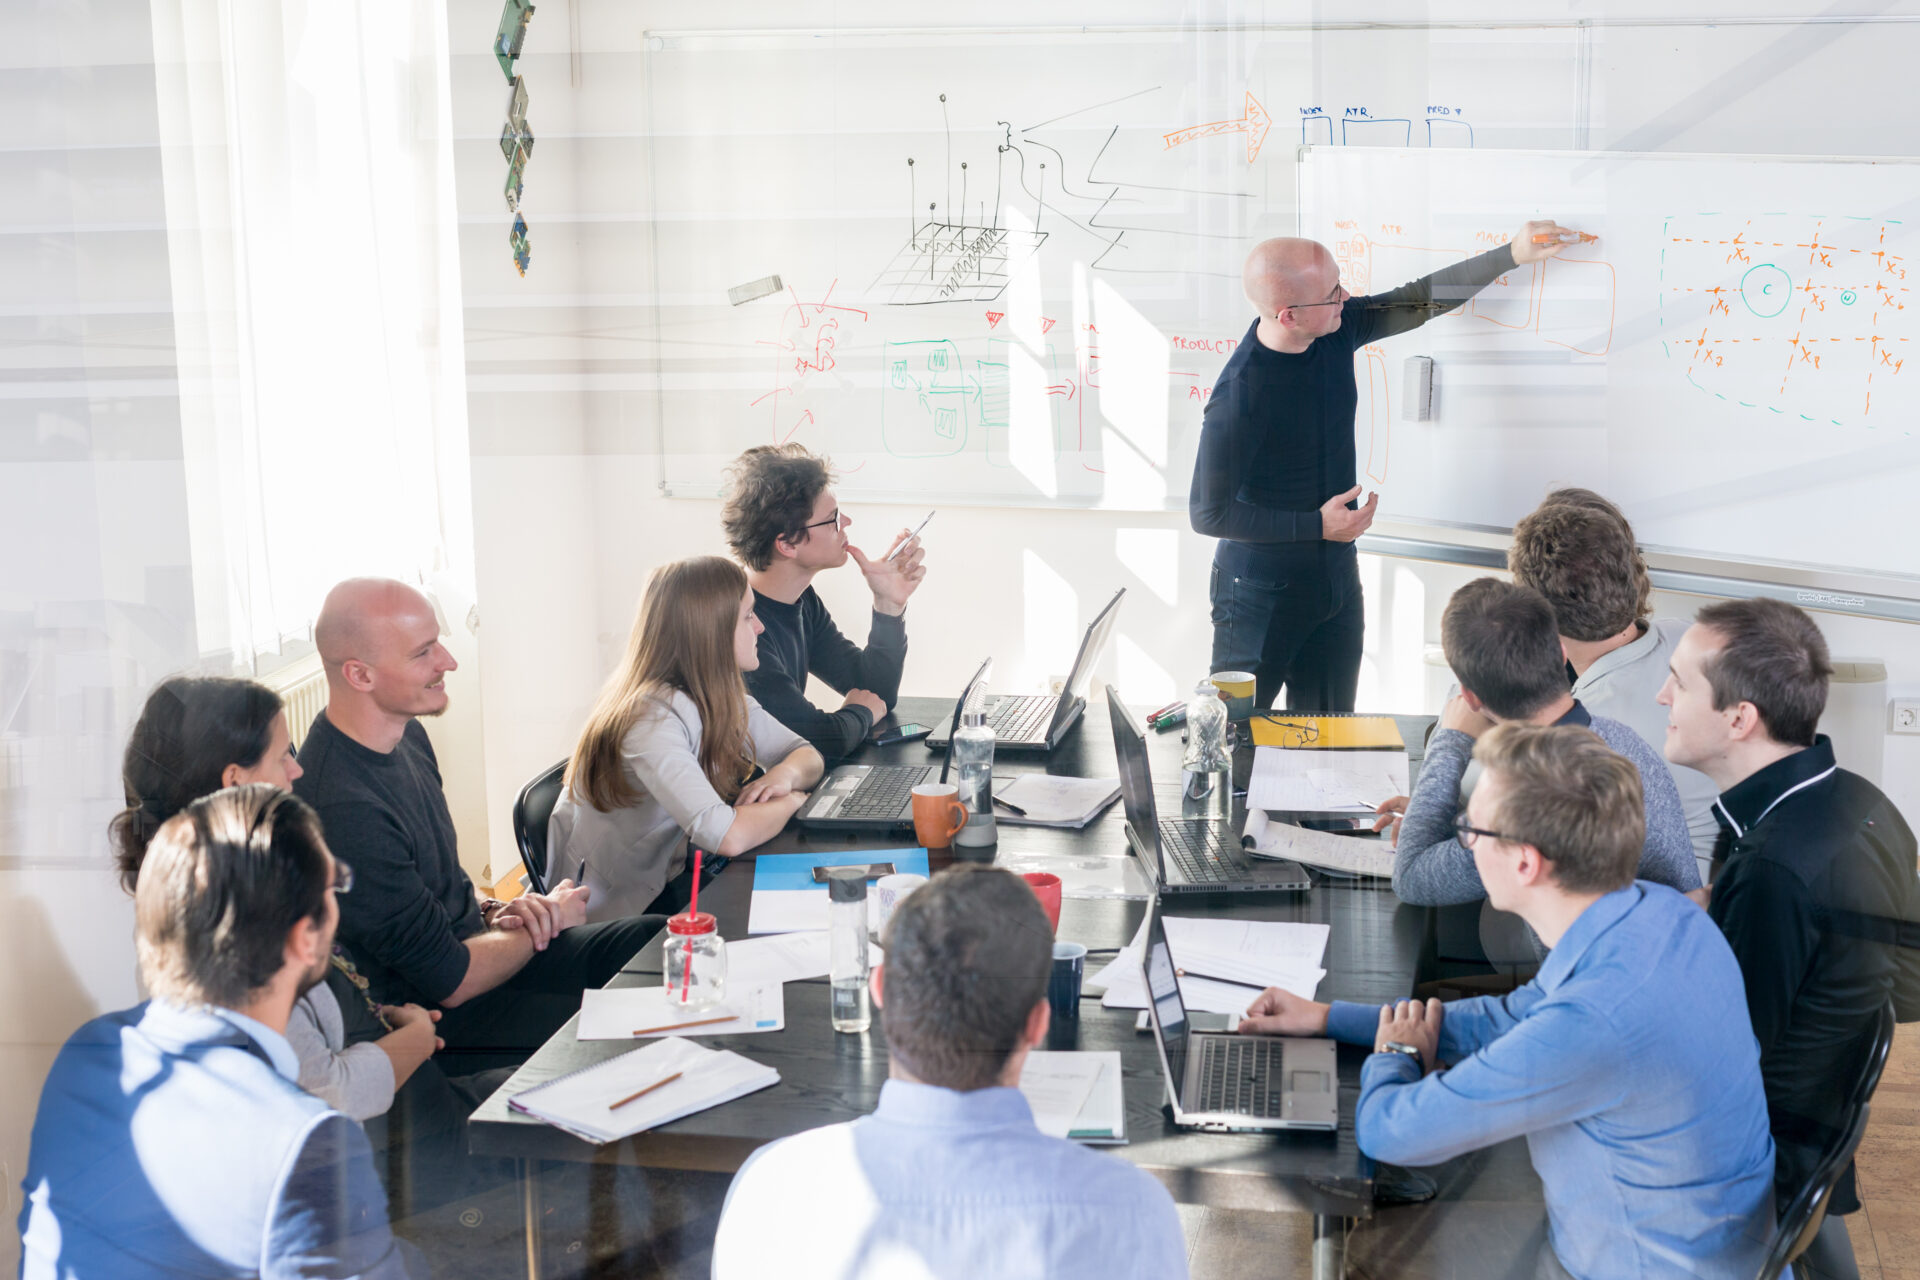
left=1190, top=220, right=1583, bottom=714
left=1237, top=724, right=1775, bottom=1280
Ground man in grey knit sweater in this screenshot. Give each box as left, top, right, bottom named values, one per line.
left=1380, top=579, right=1699, bottom=919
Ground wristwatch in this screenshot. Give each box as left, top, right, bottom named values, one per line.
left=1379, top=1040, right=1424, bottom=1063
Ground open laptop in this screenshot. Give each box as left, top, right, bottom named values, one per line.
left=796, top=659, right=991, bottom=832
left=1142, top=899, right=1339, bottom=1132
left=928, top=589, right=1124, bottom=753
left=1107, top=685, right=1310, bottom=894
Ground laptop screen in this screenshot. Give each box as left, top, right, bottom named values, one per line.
left=1061, top=589, right=1126, bottom=704
left=1143, top=906, right=1189, bottom=1089
left=1106, top=687, right=1161, bottom=848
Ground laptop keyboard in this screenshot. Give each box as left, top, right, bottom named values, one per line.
left=982, top=694, right=1055, bottom=743
left=835, top=766, right=931, bottom=820
left=1196, top=1036, right=1283, bottom=1117
left=1160, top=821, right=1241, bottom=883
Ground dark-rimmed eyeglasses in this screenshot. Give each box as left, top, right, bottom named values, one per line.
left=1453, top=815, right=1519, bottom=849
left=797, top=508, right=842, bottom=534
left=1277, top=283, right=1348, bottom=316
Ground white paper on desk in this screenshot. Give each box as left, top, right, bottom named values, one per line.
left=1017, top=1051, right=1107, bottom=1139
left=991, top=775, right=1123, bottom=828
left=725, top=931, right=881, bottom=986
left=1089, top=913, right=1326, bottom=1012
left=726, top=932, right=829, bottom=986
left=1162, top=917, right=1329, bottom=987
left=1250, top=747, right=1409, bottom=812
left=1096, top=963, right=1300, bottom=1015
left=1244, top=809, right=1397, bottom=878
left=577, top=984, right=785, bottom=1040
left=994, top=850, right=1151, bottom=900
left=510, top=1036, right=779, bottom=1144
left=747, top=890, right=828, bottom=935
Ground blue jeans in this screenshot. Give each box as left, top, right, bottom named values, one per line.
left=1208, top=541, right=1364, bottom=713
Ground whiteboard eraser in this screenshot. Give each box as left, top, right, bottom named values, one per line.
left=1403, top=356, right=1434, bottom=421
left=728, top=274, right=784, bottom=306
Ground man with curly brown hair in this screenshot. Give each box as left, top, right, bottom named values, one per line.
left=721, top=444, right=928, bottom=761
left=1508, top=489, right=1718, bottom=878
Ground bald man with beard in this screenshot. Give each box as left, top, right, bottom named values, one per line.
left=1191, top=222, right=1582, bottom=712
left=294, top=578, right=664, bottom=1059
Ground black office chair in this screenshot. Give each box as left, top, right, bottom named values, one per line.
left=1753, top=1001, right=1896, bottom=1280
left=511, top=760, right=568, bottom=896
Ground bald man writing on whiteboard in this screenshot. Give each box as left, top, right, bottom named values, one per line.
left=1190, top=220, right=1584, bottom=712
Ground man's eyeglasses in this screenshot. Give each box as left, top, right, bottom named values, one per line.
left=1277, top=281, right=1348, bottom=317
left=798, top=509, right=843, bottom=534
left=1453, top=815, right=1519, bottom=849
left=1252, top=714, right=1321, bottom=748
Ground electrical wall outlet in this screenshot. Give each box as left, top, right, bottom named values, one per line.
left=1892, top=699, right=1920, bottom=735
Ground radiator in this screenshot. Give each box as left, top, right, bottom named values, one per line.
left=260, top=654, right=329, bottom=749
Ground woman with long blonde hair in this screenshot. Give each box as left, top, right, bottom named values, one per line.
left=549, top=556, right=825, bottom=921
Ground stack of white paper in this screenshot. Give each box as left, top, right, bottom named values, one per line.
left=990, top=775, right=1123, bottom=828
left=509, top=1036, right=779, bottom=1144
left=1249, top=747, right=1409, bottom=813
left=1090, top=914, right=1328, bottom=1015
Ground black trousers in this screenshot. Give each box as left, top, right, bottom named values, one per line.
left=1209, top=541, right=1365, bottom=713
left=435, top=914, right=665, bottom=1060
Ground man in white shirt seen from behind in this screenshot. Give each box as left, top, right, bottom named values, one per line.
left=711, top=864, right=1187, bottom=1280
left=1506, top=488, right=1720, bottom=879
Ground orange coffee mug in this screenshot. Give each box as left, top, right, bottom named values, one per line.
left=911, top=783, right=968, bottom=849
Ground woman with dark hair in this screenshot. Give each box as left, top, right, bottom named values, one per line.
left=115, top=676, right=441, bottom=1121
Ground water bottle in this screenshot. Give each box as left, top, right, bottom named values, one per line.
left=1182, top=677, right=1232, bottom=819
left=950, top=710, right=998, bottom=848
left=827, top=868, right=872, bottom=1033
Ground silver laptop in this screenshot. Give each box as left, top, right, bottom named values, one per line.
left=1143, top=900, right=1339, bottom=1132
left=1108, top=686, right=1310, bottom=894
left=928, top=589, right=1124, bottom=752
left=797, top=659, right=990, bottom=832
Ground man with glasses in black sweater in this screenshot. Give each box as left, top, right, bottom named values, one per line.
left=1190, top=218, right=1584, bottom=712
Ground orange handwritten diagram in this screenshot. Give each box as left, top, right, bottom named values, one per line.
left=1162, top=92, right=1273, bottom=164
left=1659, top=214, right=1909, bottom=425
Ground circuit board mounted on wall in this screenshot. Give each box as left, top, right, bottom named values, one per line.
left=495, top=0, right=534, bottom=81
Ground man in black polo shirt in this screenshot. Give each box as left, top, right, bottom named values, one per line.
left=1659, top=597, right=1920, bottom=1280
left=1190, top=219, right=1582, bottom=712
left=721, top=444, right=927, bottom=761
left=294, top=578, right=663, bottom=1058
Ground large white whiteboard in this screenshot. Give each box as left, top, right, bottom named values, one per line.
left=642, top=25, right=1591, bottom=510
left=1298, top=146, right=1920, bottom=583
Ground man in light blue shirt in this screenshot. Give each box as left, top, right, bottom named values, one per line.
left=711, top=864, right=1187, bottom=1280
left=1242, top=723, right=1775, bottom=1280
left=19, top=786, right=422, bottom=1279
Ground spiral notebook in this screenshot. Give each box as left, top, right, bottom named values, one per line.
left=1248, top=713, right=1404, bottom=751
left=508, top=1036, right=780, bottom=1144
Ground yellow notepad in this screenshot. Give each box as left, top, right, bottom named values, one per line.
left=1249, top=714, right=1404, bottom=751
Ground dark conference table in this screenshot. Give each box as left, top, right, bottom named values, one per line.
left=470, top=696, right=1437, bottom=1279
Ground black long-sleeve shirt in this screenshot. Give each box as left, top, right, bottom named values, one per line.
left=745, top=587, right=907, bottom=762
left=1707, top=737, right=1920, bottom=1212
left=293, top=713, right=484, bottom=1006
left=1189, top=244, right=1518, bottom=543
